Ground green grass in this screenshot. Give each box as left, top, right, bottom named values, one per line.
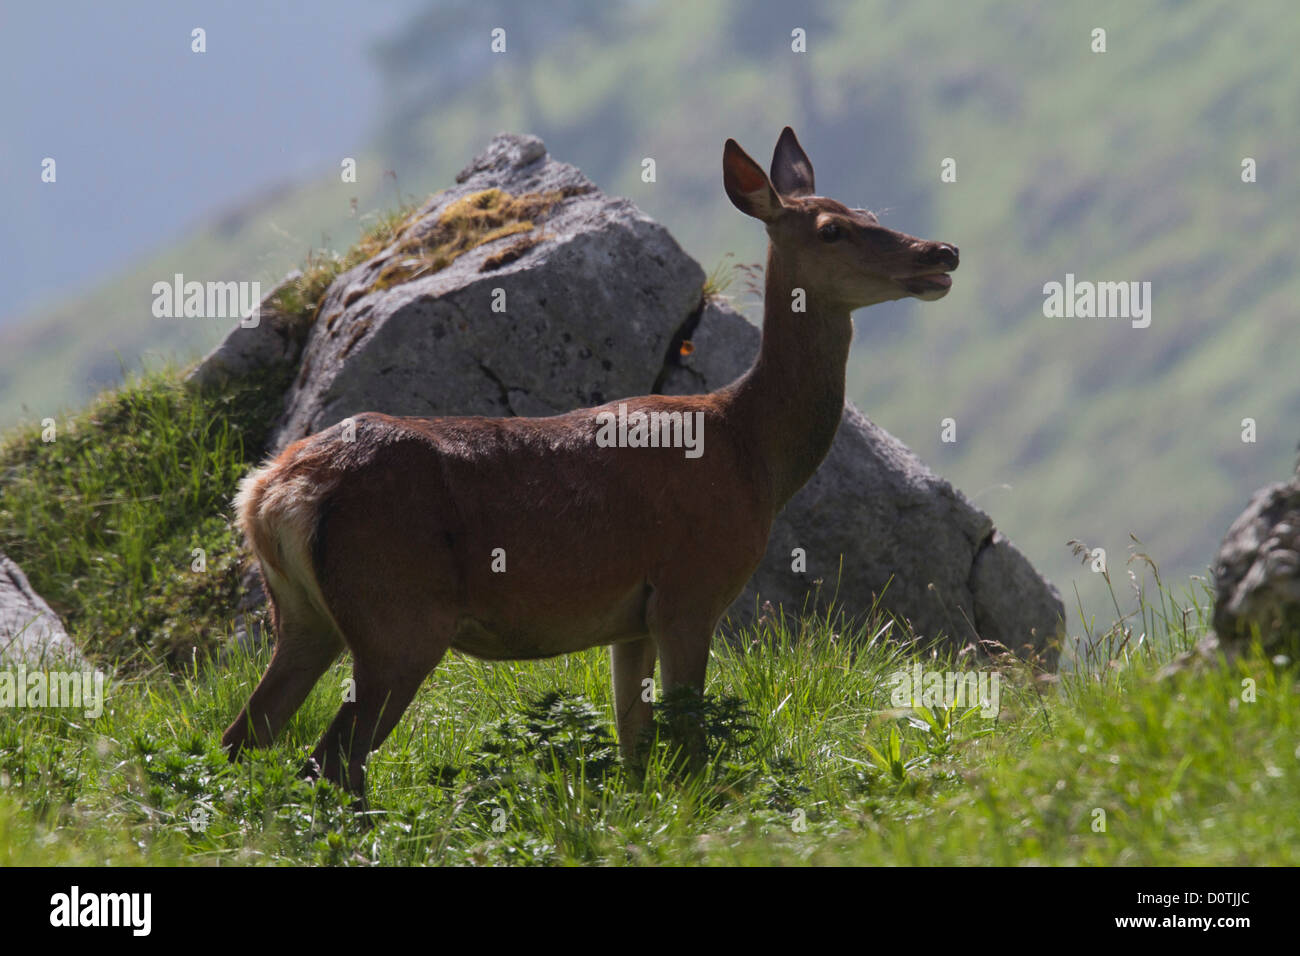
left=0, top=366, right=1295, bottom=865
left=1, top=593, right=1294, bottom=865
left=0, top=366, right=287, bottom=670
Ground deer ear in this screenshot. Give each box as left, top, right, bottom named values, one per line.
left=770, top=127, right=815, bottom=198
left=724, top=138, right=783, bottom=222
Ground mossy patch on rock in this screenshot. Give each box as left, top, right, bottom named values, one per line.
left=266, top=204, right=423, bottom=320
left=369, top=187, right=573, bottom=292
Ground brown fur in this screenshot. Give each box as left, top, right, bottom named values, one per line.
left=221, top=128, right=959, bottom=797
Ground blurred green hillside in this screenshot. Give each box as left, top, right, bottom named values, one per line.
left=3, top=0, right=1296, bottom=607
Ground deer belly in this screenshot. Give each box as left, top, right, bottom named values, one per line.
left=449, top=581, right=650, bottom=660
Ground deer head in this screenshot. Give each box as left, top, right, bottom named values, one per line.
left=723, top=127, right=959, bottom=309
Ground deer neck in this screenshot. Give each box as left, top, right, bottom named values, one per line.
left=728, top=242, right=853, bottom=512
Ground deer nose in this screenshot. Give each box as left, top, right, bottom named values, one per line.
left=917, top=242, right=958, bottom=271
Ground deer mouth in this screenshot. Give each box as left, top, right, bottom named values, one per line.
left=895, top=273, right=953, bottom=300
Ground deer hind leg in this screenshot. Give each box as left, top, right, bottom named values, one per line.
left=303, top=605, right=455, bottom=798
left=611, top=636, right=657, bottom=763
left=222, top=572, right=344, bottom=760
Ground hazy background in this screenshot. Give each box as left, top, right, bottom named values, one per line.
left=2, top=0, right=1297, bottom=618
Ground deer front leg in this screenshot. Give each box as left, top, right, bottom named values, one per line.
left=651, top=603, right=715, bottom=696
left=648, top=600, right=722, bottom=768
left=611, top=636, right=657, bottom=763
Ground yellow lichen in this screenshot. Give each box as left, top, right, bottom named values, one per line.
left=367, top=187, right=574, bottom=293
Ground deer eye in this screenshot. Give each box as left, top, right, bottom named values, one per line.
left=818, top=222, right=842, bottom=242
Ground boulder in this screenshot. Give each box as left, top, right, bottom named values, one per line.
left=1212, top=458, right=1300, bottom=656
left=201, top=133, right=1064, bottom=663
left=0, top=553, right=82, bottom=666
left=271, top=133, right=705, bottom=445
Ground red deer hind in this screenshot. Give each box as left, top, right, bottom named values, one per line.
left=222, top=128, right=959, bottom=796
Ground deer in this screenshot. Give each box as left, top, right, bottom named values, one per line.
left=221, top=128, right=959, bottom=797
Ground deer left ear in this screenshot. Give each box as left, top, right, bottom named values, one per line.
left=770, top=127, right=815, bottom=198
left=723, top=138, right=783, bottom=222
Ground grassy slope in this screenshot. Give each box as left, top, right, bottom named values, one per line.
left=0, top=367, right=1296, bottom=865
left=0, top=370, right=285, bottom=670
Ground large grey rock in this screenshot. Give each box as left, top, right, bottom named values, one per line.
left=272, top=133, right=705, bottom=447
left=0, top=553, right=82, bottom=666
left=1212, top=459, right=1300, bottom=655
left=237, top=132, right=1063, bottom=663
